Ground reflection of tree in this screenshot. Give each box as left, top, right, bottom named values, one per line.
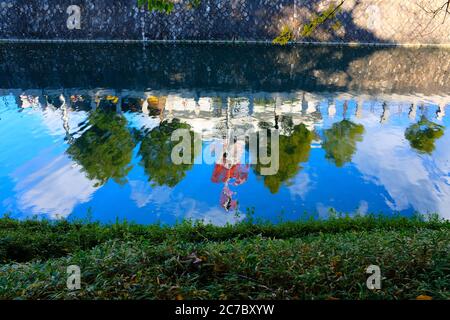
left=138, top=119, right=196, bottom=187
left=322, top=120, right=364, bottom=167
left=66, top=111, right=135, bottom=187
left=254, top=123, right=313, bottom=194
left=405, top=116, right=445, bottom=154
left=280, top=115, right=295, bottom=134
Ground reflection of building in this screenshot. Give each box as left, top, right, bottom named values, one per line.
left=8, top=89, right=450, bottom=138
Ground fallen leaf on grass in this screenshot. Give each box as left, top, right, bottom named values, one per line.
left=416, top=295, right=432, bottom=300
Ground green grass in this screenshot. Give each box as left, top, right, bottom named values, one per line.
left=0, top=215, right=449, bottom=300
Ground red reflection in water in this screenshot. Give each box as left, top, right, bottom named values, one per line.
left=211, top=149, right=249, bottom=211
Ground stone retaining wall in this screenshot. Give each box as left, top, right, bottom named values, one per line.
left=0, top=0, right=450, bottom=44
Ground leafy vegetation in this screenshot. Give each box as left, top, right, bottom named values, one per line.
left=0, top=214, right=447, bottom=264
left=273, top=26, right=294, bottom=45
left=405, top=116, right=445, bottom=154
left=301, top=1, right=345, bottom=37
left=0, top=215, right=448, bottom=300
left=137, top=0, right=175, bottom=14
left=137, top=0, right=201, bottom=13
left=273, top=1, right=345, bottom=45
left=322, top=120, right=365, bottom=167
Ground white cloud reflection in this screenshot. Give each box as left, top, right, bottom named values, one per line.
left=288, top=172, right=312, bottom=200
left=11, top=153, right=98, bottom=219
left=183, top=204, right=245, bottom=226
left=129, top=181, right=244, bottom=226
left=352, top=113, right=450, bottom=219
left=129, top=180, right=172, bottom=208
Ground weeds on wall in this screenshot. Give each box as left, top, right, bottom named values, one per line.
left=137, top=0, right=175, bottom=14
left=273, top=25, right=294, bottom=45
left=301, top=0, right=345, bottom=37
left=273, top=0, right=345, bottom=45
left=138, top=0, right=202, bottom=13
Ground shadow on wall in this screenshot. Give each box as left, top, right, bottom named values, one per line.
left=214, top=0, right=450, bottom=44
left=152, top=0, right=388, bottom=43
left=268, top=0, right=388, bottom=44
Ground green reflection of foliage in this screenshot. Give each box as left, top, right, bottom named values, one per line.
left=139, top=119, right=196, bottom=188
left=67, top=111, right=135, bottom=187
left=405, top=116, right=445, bottom=154
left=322, top=120, right=365, bottom=167
left=254, top=123, right=313, bottom=194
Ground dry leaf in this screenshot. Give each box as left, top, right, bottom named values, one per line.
left=416, top=295, right=432, bottom=300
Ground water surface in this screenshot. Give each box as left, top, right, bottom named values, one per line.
left=0, top=44, right=449, bottom=224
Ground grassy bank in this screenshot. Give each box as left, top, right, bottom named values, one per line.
left=0, top=215, right=449, bottom=299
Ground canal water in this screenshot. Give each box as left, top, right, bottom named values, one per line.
left=0, top=44, right=449, bottom=225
